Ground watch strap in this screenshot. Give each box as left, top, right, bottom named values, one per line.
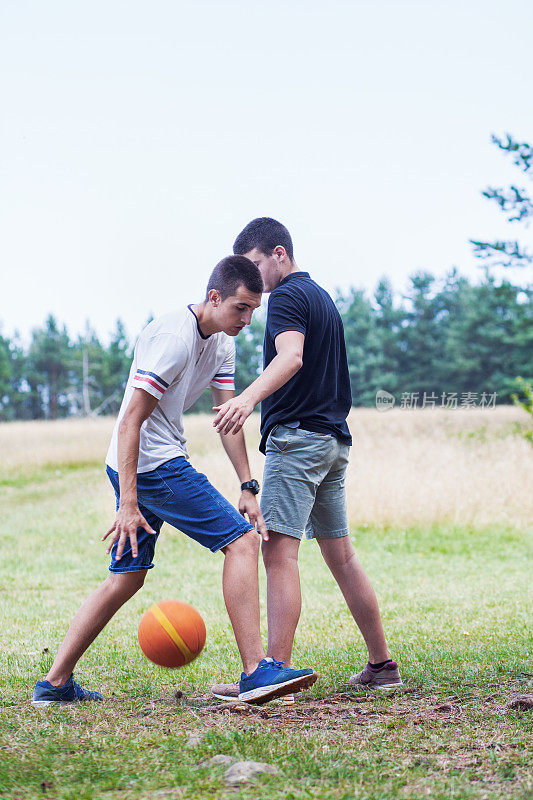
left=240, top=479, right=260, bottom=495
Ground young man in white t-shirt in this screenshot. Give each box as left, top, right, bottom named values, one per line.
left=33, top=255, right=317, bottom=707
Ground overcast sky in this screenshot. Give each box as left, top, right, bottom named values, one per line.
left=1, top=0, right=531, bottom=343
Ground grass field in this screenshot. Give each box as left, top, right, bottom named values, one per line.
left=0, top=408, right=532, bottom=799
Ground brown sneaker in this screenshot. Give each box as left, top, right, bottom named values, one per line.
left=348, top=660, right=403, bottom=690
left=210, top=681, right=239, bottom=701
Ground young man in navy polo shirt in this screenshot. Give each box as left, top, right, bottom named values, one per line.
left=211, top=220, right=402, bottom=698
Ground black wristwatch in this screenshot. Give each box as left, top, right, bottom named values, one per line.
left=241, top=479, right=260, bottom=495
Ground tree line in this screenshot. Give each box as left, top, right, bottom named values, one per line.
left=0, top=318, right=132, bottom=421
left=1, top=133, right=531, bottom=421
left=0, top=265, right=530, bottom=421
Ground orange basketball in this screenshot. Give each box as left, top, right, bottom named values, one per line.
left=138, top=600, right=206, bottom=668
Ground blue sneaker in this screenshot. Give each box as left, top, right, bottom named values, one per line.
left=239, top=658, right=317, bottom=704
left=32, top=675, right=103, bottom=707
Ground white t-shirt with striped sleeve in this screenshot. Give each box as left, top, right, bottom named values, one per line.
left=106, top=306, right=235, bottom=473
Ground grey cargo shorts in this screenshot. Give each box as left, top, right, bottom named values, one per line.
left=260, top=425, right=351, bottom=540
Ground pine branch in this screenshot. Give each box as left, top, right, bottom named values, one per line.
left=482, top=186, right=533, bottom=223
left=492, top=133, right=532, bottom=173
left=470, top=239, right=533, bottom=267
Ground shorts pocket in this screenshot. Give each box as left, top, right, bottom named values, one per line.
left=136, top=470, right=174, bottom=507
left=266, top=425, right=293, bottom=453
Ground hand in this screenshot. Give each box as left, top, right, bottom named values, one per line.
left=213, top=394, right=255, bottom=435
left=102, top=504, right=157, bottom=561
left=238, top=491, right=269, bottom=542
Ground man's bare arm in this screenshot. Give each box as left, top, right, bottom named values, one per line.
left=211, top=387, right=268, bottom=540
left=102, top=388, right=159, bottom=561
left=213, top=330, right=304, bottom=435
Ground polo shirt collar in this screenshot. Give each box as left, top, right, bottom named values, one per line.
left=278, top=271, right=310, bottom=287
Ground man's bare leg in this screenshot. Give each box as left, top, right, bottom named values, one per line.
left=261, top=531, right=301, bottom=665
left=317, top=536, right=389, bottom=663
left=46, top=570, right=147, bottom=686
left=221, top=531, right=266, bottom=674
left=47, top=530, right=265, bottom=688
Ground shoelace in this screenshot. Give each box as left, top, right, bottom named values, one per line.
left=269, top=658, right=284, bottom=669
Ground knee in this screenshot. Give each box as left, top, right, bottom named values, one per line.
left=106, top=570, right=147, bottom=597
left=262, top=537, right=299, bottom=570
left=319, top=537, right=356, bottom=570
left=224, top=530, right=260, bottom=560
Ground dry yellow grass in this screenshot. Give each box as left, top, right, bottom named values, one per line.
left=1, top=406, right=531, bottom=530
left=342, top=406, right=533, bottom=531
left=0, top=416, right=115, bottom=471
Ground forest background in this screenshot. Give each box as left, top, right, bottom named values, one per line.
left=1, top=135, right=531, bottom=421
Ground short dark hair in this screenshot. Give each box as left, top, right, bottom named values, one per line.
left=233, top=217, right=294, bottom=261
left=206, top=255, right=263, bottom=300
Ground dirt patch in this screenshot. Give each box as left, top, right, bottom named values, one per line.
left=200, top=690, right=461, bottom=730
left=168, top=674, right=532, bottom=734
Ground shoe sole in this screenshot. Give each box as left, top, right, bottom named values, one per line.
left=211, top=692, right=296, bottom=704
left=239, top=672, right=317, bottom=705
left=32, top=699, right=79, bottom=707
left=211, top=692, right=239, bottom=702
left=210, top=693, right=296, bottom=705
left=348, top=681, right=404, bottom=692
left=32, top=697, right=103, bottom=707
left=270, top=693, right=295, bottom=706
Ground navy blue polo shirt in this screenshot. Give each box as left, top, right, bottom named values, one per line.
left=259, top=271, right=352, bottom=454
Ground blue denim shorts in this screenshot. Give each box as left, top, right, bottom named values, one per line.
left=106, top=457, right=253, bottom=572
left=260, top=425, right=351, bottom=540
